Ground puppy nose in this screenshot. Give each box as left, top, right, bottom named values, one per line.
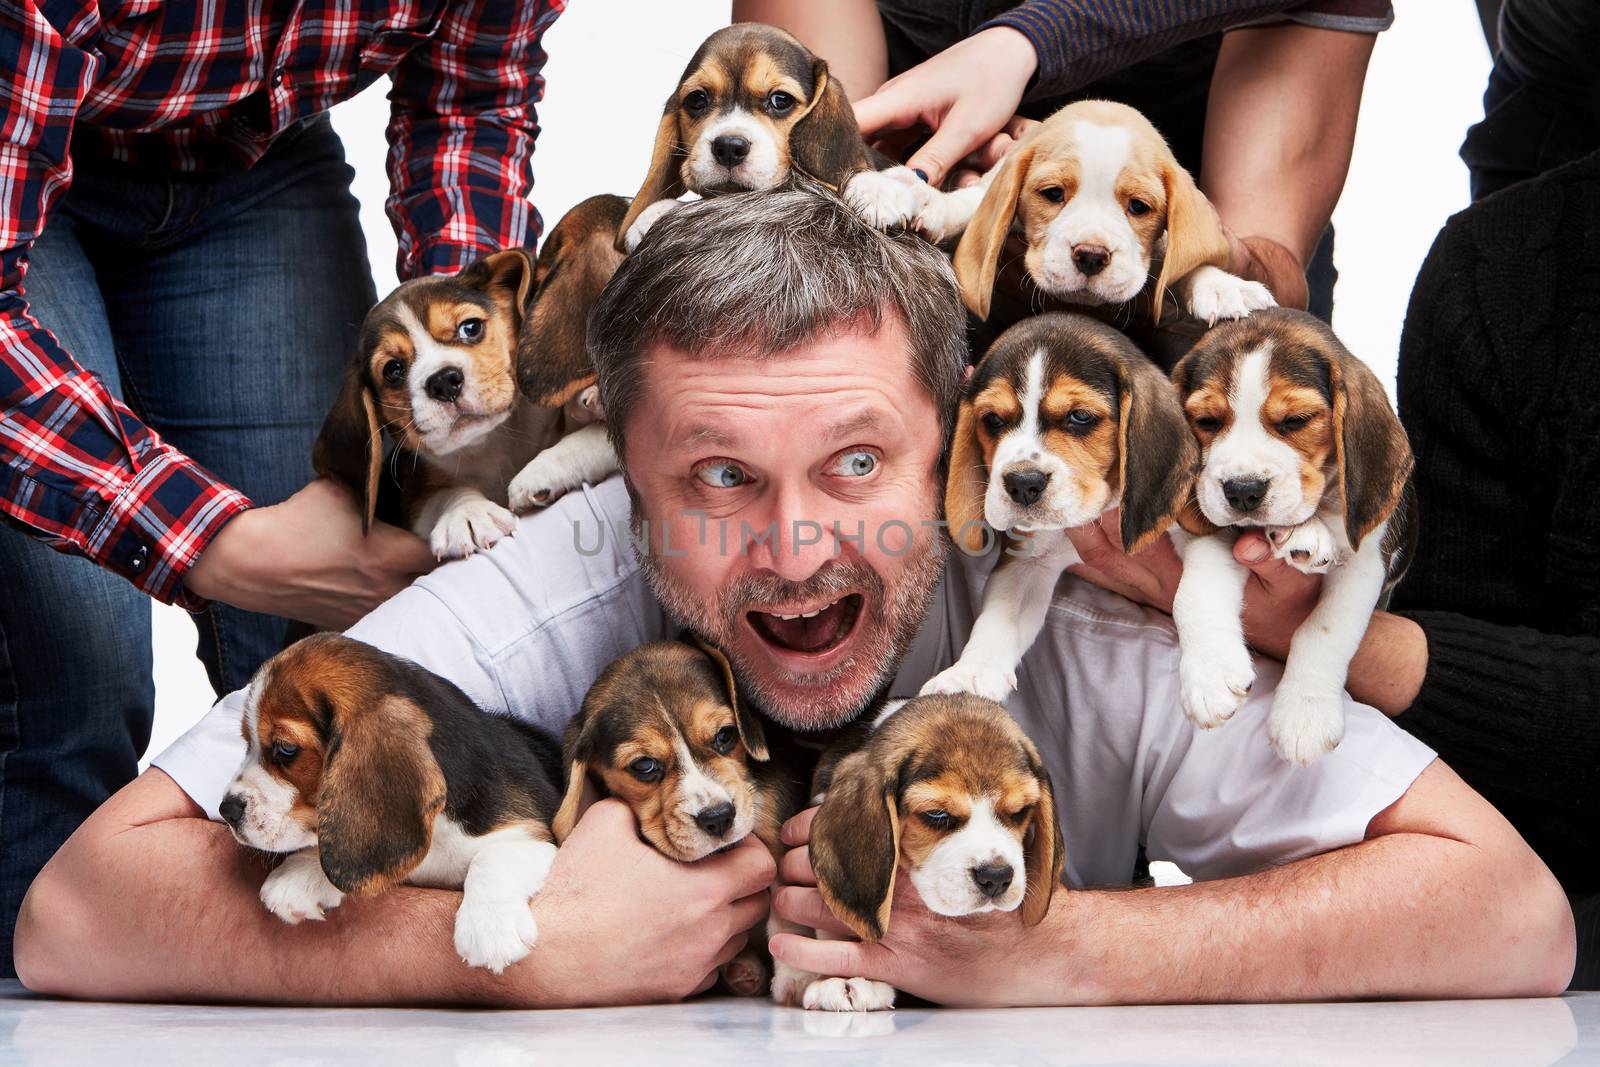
left=219, top=794, right=245, bottom=828
left=711, top=135, right=750, bottom=167
left=425, top=366, right=464, bottom=403
left=1072, top=244, right=1110, bottom=276
left=1222, top=477, right=1269, bottom=513
left=1003, top=469, right=1050, bottom=507
left=694, top=802, right=735, bottom=839
left=971, top=862, right=1014, bottom=899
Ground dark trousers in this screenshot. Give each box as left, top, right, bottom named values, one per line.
left=1462, top=55, right=1600, bottom=202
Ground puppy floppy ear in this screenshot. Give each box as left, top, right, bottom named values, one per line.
left=811, top=750, right=902, bottom=942
left=552, top=704, right=599, bottom=844
left=317, top=696, right=445, bottom=895
left=690, top=636, right=769, bottom=762
left=520, top=196, right=628, bottom=407
left=1019, top=738, right=1064, bottom=928
left=457, top=248, right=534, bottom=329
left=1330, top=348, right=1413, bottom=549
left=944, top=394, right=992, bottom=554
left=616, top=105, right=687, bottom=253
left=788, top=59, right=868, bottom=189
left=1152, top=156, right=1230, bottom=323
left=953, top=145, right=1033, bottom=320
left=312, top=363, right=382, bottom=534
left=1114, top=350, right=1198, bottom=553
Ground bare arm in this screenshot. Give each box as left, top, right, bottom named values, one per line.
left=771, top=760, right=1575, bottom=1003
left=14, top=771, right=771, bottom=1006
left=731, top=0, right=887, bottom=103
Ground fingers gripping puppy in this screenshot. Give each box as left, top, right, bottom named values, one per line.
left=921, top=313, right=1195, bottom=703
left=554, top=639, right=807, bottom=998
left=1168, top=308, right=1416, bottom=764
left=784, top=693, right=1065, bottom=1012
left=220, top=634, right=564, bottom=973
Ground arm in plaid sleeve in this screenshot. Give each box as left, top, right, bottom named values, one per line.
left=385, top=0, right=565, bottom=278
left=0, top=1, right=250, bottom=606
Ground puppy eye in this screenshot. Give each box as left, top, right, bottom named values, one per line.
left=456, top=318, right=484, bottom=343
left=1066, top=409, right=1101, bottom=432
left=1128, top=198, right=1152, bottom=216
left=628, top=757, right=664, bottom=783
left=270, top=740, right=301, bottom=765
left=827, top=449, right=878, bottom=478
left=919, top=809, right=955, bottom=831
left=1010, top=804, right=1034, bottom=826
left=1277, top=413, right=1313, bottom=433
left=694, top=460, right=752, bottom=489
left=980, top=411, right=1007, bottom=434
left=1039, top=186, right=1065, bottom=204
left=766, top=90, right=796, bottom=114
left=712, top=725, right=739, bottom=754
left=382, top=359, right=406, bottom=385
left=683, top=89, right=710, bottom=115
left=1193, top=415, right=1223, bottom=433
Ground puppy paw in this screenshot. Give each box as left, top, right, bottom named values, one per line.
left=721, top=949, right=770, bottom=997
left=1268, top=681, right=1346, bottom=766
left=920, top=659, right=1017, bottom=703
left=508, top=448, right=590, bottom=513
left=771, top=961, right=820, bottom=1007
left=623, top=199, right=678, bottom=253
left=431, top=497, right=516, bottom=559
left=1267, top=518, right=1341, bottom=574
left=260, top=853, right=344, bottom=924
left=842, top=168, right=928, bottom=231
left=802, top=976, right=896, bottom=1013
left=454, top=897, right=539, bottom=974
left=1178, top=639, right=1256, bottom=729
left=1185, top=265, right=1277, bottom=326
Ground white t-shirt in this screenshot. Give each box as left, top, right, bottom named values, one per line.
left=155, top=475, right=1434, bottom=889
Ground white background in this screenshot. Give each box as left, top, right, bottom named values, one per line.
left=144, top=2, right=1493, bottom=763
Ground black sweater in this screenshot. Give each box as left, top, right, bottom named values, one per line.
left=1391, top=151, right=1600, bottom=896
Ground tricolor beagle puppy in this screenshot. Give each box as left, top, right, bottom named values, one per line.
left=882, top=100, right=1274, bottom=328
left=1169, top=308, right=1417, bottom=764
left=554, top=639, right=808, bottom=997
left=777, top=692, right=1064, bottom=1012
left=219, top=633, right=565, bottom=973
left=315, top=195, right=626, bottom=560
left=617, top=23, right=904, bottom=251
left=920, top=313, right=1195, bottom=702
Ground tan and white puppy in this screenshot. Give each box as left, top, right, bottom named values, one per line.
left=315, top=195, right=626, bottom=560
left=921, top=313, right=1194, bottom=702
left=776, top=693, right=1064, bottom=1012
left=219, top=633, right=564, bottom=973
left=1169, top=308, right=1416, bottom=764
left=554, top=639, right=808, bottom=998
left=617, top=23, right=905, bottom=251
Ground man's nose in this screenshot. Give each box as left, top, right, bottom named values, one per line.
left=745, top=489, right=839, bottom=581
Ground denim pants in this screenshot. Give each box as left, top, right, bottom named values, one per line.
left=0, top=115, right=377, bottom=975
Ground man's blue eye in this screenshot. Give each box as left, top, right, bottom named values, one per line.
left=695, top=462, right=749, bottom=488
left=832, top=450, right=877, bottom=477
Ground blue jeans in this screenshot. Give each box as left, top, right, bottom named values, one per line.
left=0, top=115, right=377, bottom=975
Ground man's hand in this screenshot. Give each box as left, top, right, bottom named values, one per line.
left=1227, top=232, right=1310, bottom=311
left=521, top=799, right=775, bottom=1007
left=768, top=808, right=1064, bottom=1007
left=853, top=27, right=1038, bottom=188
left=186, top=478, right=436, bottom=628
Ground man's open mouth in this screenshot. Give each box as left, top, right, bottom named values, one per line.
left=747, top=594, right=862, bottom=655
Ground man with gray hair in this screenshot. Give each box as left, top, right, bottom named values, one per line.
left=15, top=190, right=1573, bottom=1005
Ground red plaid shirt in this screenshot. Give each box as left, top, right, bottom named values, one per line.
left=0, top=0, right=563, bottom=606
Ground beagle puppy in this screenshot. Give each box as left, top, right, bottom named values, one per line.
left=219, top=633, right=565, bottom=973
left=314, top=194, right=626, bottom=560
left=1169, top=308, right=1417, bottom=764
left=617, top=23, right=904, bottom=251
left=881, top=100, right=1275, bottom=328
left=778, top=692, right=1064, bottom=1012
left=554, top=639, right=808, bottom=997
left=920, top=313, right=1195, bottom=703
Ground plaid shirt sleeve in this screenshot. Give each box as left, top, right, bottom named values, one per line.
left=0, top=0, right=251, bottom=608
left=385, top=0, right=565, bottom=278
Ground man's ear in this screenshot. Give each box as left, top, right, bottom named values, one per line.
left=616, top=105, right=687, bottom=252
left=1152, top=156, right=1230, bottom=323
left=519, top=195, right=629, bottom=408
left=953, top=145, right=1033, bottom=320
left=1331, top=345, right=1413, bottom=549
left=311, top=362, right=382, bottom=533
left=788, top=59, right=868, bottom=189
left=691, top=635, right=768, bottom=762
left=1115, top=350, right=1197, bottom=554
left=317, top=695, right=445, bottom=895
left=1020, top=739, right=1064, bottom=928
left=944, top=397, right=991, bottom=553
left=811, top=750, right=901, bottom=942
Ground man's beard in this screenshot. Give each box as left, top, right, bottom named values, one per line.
left=635, top=510, right=948, bottom=731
